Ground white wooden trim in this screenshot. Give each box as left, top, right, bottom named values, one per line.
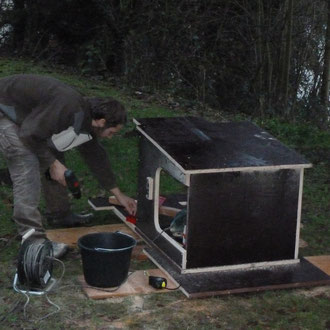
left=112, top=207, right=126, bottom=222
left=133, top=118, right=141, bottom=125
left=186, top=173, right=191, bottom=186
left=87, top=199, right=115, bottom=211
left=295, top=169, right=304, bottom=259
left=184, top=164, right=312, bottom=175
left=135, top=125, right=187, bottom=177
left=182, top=249, right=187, bottom=270
left=181, top=258, right=300, bottom=274
left=153, top=168, right=186, bottom=255
left=153, top=168, right=162, bottom=233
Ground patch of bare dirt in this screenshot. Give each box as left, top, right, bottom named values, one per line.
left=296, top=286, right=330, bottom=298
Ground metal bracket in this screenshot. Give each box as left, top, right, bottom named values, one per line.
left=13, top=273, right=57, bottom=296
left=146, top=177, right=154, bottom=200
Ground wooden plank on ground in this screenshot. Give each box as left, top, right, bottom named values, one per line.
left=46, top=224, right=141, bottom=247
left=305, top=255, right=330, bottom=275
left=46, top=224, right=147, bottom=260
left=78, top=269, right=180, bottom=299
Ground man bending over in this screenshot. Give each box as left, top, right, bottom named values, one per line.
left=0, top=74, right=137, bottom=258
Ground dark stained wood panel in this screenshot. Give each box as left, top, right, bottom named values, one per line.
left=136, top=117, right=310, bottom=171
left=186, top=169, right=300, bottom=268
left=136, top=136, right=184, bottom=268
left=145, top=247, right=330, bottom=298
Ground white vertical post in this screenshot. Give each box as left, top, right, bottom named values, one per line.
left=294, top=169, right=304, bottom=259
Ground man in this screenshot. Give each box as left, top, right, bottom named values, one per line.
left=0, top=74, right=137, bottom=258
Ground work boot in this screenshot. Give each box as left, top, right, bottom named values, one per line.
left=51, top=241, right=69, bottom=259
left=46, top=211, right=94, bottom=228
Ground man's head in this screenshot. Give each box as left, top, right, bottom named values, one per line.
left=87, top=97, right=127, bottom=138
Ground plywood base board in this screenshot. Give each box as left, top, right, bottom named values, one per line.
left=46, top=224, right=147, bottom=260
left=46, top=223, right=141, bottom=246
left=78, top=269, right=180, bottom=299
left=144, top=248, right=330, bottom=299
left=305, top=255, right=330, bottom=275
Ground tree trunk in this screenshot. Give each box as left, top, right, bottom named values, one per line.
left=266, top=41, right=273, bottom=111
left=11, top=0, right=26, bottom=51
left=320, top=0, right=330, bottom=108
left=256, top=0, right=265, bottom=117
left=282, top=0, right=294, bottom=115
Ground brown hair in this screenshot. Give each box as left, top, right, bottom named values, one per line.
left=86, top=97, right=127, bottom=128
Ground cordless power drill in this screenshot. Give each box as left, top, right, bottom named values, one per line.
left=45, top=169, right=81, bottom=199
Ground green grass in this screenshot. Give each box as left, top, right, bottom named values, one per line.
left=0, top=57, right=329, bottom=329
left=256, top=118, right=330, bottom=256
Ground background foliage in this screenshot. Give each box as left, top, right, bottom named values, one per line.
left=0, top=58, right=329, bottom=329
left=0, top=2, right=329, bottom=326
left=0, top=0, right=329, bottom=126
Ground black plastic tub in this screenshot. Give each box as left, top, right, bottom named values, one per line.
left=78, top=231, right=136, bottom=288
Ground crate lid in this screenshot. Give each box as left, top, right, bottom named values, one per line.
left=134, top=117, right=312, bottom=173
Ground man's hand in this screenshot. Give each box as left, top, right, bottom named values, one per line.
left=110, top=187, right=137, bottom=216
left=49, top=159, right=67, bottom=186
